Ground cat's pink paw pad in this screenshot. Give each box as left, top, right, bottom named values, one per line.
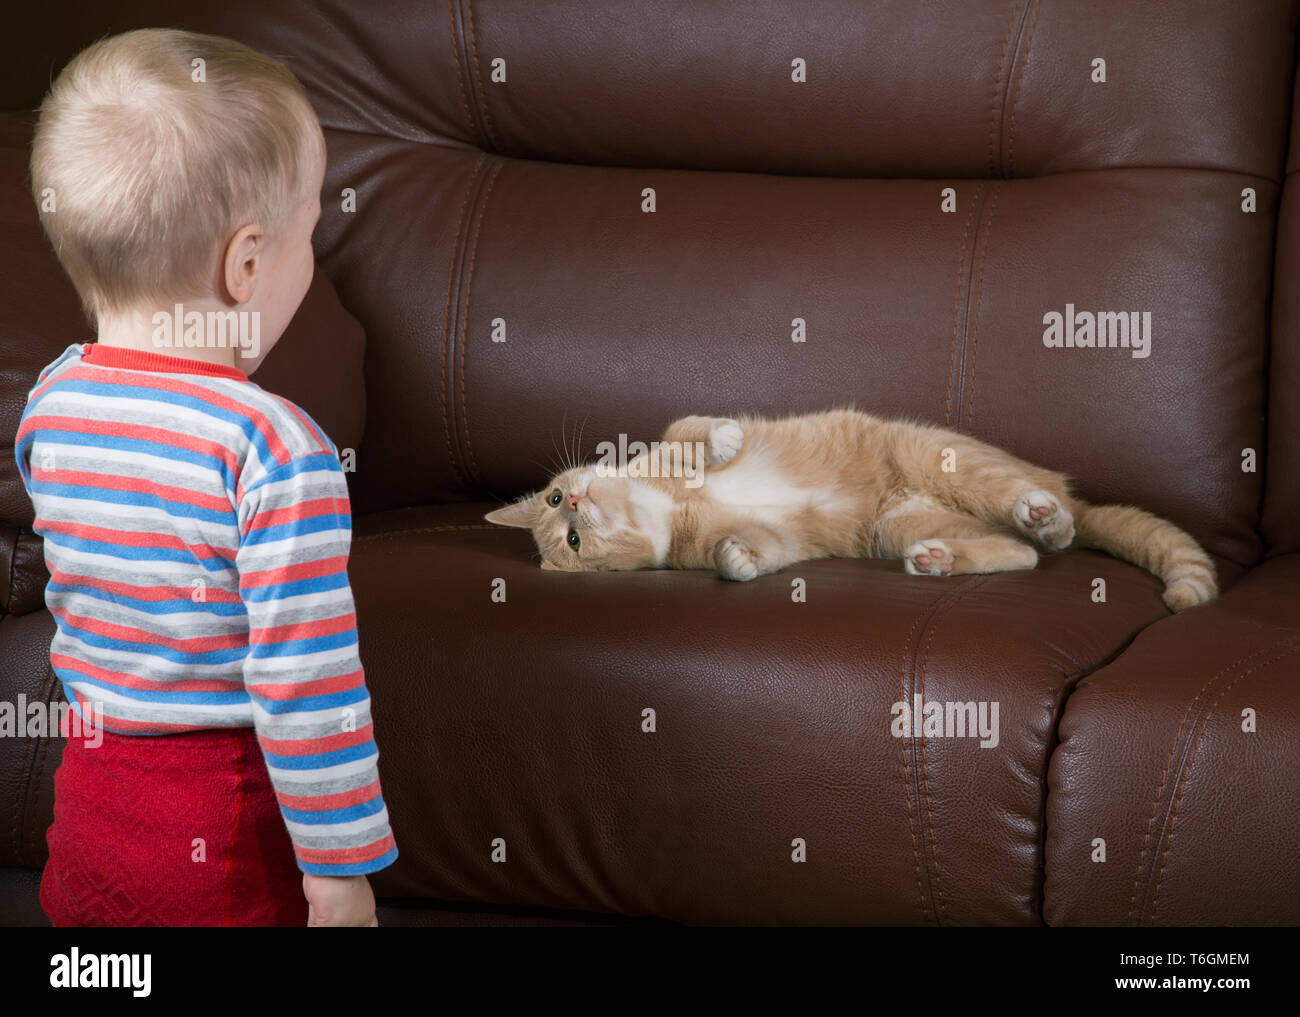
left=904, top=540, right=955, bottom=576
left=1013, top=489, right=1074, bottom=550
left=715, top=535, right=759, bottom=581
left=708, top=419, right=744, bottom=465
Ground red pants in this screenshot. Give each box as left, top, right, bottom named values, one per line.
left=41, top=717, right=308, bottom=927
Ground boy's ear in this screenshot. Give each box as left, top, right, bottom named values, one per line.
left=484, top=497, right=541, bottom=529
left=224, top=223, right=265, bottom=304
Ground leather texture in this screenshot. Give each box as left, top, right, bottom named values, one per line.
left=2, top=0, right=1297, bottom=926
left=1266, top=52, right=1300, bottom=553
left=1046, top=554, right=1300, bottom=925
left=0, top=609, right=59, bottom=870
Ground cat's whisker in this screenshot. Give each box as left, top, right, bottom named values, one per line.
left=559, top=409, right=571, bottom=472
left=575, top=412, right=590, bottom=468
left=529, top=458, right=558, bottom=482
left=565, top=413, right=581, bottom=473
left=550, top=429, right=577, bottom=478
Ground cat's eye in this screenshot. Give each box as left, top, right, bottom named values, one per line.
left=567, top=530, right=580, bottom=549
left=548, top=489, right=562, bottom=507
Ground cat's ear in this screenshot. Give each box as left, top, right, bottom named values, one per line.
left=484, top=496, right=541, bottom=529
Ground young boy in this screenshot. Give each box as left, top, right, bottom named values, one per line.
left=15, top=28, right=396, bottom=926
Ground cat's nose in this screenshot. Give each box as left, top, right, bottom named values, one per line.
left=566, top=493, right=582, bottom=511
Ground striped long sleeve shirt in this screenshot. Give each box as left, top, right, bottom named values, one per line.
left=14, top=342, right=397, bottom=877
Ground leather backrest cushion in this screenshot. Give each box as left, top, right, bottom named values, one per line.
left=10, top=1, right=1298, bottom=183
left=53, top=0, right=1283, bottom=182
left=316, top=143, right=1275, bottom=564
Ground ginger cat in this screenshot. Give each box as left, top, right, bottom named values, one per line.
left=484, top=409, right=1217, bottom=612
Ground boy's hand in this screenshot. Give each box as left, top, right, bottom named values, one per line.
left=303, top=873, right=378, bottom=927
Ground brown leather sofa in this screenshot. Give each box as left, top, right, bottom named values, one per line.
left=2, top=1, right=1297, bottom=926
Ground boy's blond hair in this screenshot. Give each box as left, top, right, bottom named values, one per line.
left=30, top=28, right=326, bottom=324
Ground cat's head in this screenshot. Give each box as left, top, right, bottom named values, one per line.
left=485, top=466, right=664, bottom=572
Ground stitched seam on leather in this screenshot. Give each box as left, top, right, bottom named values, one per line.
left=948, top=185, right=990, bottom=430
left=1147, top=639, right=1300, bottom=923
left=916, top=575, right=989, bottom=924
left=944, top=183, right=981, bottom=427
left=986, top=0, right=1022, bottom=177
left=452, top=0, right=495, bottom=150
left=995, top=0, right=1034, bottom=175
left=1127, top=636, right=1300, bottom=923
left=915, top=600, right=951, bottom=924
left=458, top=160, right=505, bottom=486
left=447, top=0, right=478, bottom=142
left=466, top=0, right=502, bottom=150
left=965, top=182, right=1001, bottom=431
left=901, top=577, right=985, bottom=923
left=898, top=610, right=928, bottom=922
left=1149, top=674, right=1247, bottom=924
left=4, top=526, right=17, bottom=616
left=1127, top=668, right=1224, bottom=924
left=441, top=154, right=486, bottom=492
left=1006, top=0, right=1042, bottom=178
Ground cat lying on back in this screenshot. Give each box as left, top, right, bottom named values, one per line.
left=484, top=409, right=1217, bottom=612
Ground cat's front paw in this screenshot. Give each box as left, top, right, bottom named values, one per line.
left=714, top=534, right=759, bottom=581
left=904, top=540, right=955, bottom=576
left=708, top=418, right=744, bottom=465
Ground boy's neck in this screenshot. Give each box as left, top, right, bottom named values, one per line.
left=97, top=303, right=255, bottom=371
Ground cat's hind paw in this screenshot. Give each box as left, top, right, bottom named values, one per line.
left=1013, top=489, right=1074, bottom=550
left=904, top=539, right=955, bottom=576
left=715, top=534, right=759, bottom=581
left=708, top=418, right=744, bottom=465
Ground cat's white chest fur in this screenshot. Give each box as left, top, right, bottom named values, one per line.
left=627, top=481, right=675, bottom=563
left=702, top=450, right=842, bottom=523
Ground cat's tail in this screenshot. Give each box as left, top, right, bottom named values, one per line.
left=1072, top=503, right=1218, bottom=612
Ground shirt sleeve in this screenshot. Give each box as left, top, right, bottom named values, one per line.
left=14, top=344, right=85, bottom=500
left=235, top=451, right=398, bottom=876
